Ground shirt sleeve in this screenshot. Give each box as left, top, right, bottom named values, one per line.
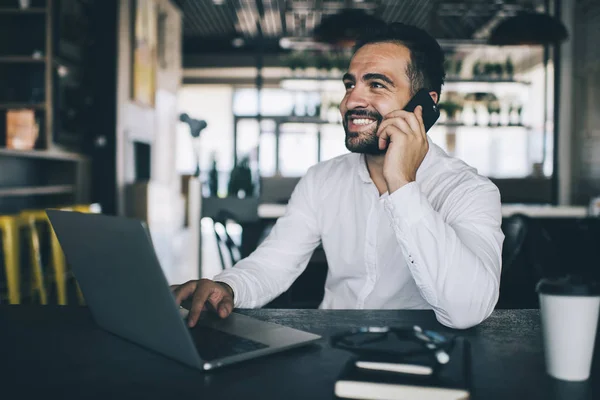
left=212, top=167, right=322, bottom=309
left=382, top=180, right=504, bottom=329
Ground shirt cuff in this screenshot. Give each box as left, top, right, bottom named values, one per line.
left=383, top=181, right=433, bottom=228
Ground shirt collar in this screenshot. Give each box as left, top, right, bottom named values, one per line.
left=355, top=136, right=435, bottom=184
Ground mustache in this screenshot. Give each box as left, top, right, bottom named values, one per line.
left=344, top=109, right=382, bottom=122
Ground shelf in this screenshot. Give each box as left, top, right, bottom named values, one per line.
left=0, top=185, right=75, bottom=197
left=0, top=56, right=46, bottom=63
left=236, top=115, right=340, bottom=125
left=0, top=148, right=88, bottom=161
left=0, top=103, right=46, bottom=110
left=445, top=78, right=530, bottom=85
left=437, top=122, right=530, bottom=129
left=0, top=8, right=46, bottom=14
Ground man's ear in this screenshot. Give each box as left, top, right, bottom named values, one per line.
left=429, top=91, right=439, bottom=104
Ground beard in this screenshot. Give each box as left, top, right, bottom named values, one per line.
left=343, top=109, right=385, bottom=155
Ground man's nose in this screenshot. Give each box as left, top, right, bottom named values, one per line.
left=344, top=86, right=369, bottom=110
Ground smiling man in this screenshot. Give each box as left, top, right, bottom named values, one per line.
left=172, top=22, right=504, bottom=330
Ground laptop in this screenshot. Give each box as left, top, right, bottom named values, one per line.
left=46, top=209, right=321, bottom=371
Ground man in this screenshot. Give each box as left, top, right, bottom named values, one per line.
left=172, top=22, right=504, bottom=330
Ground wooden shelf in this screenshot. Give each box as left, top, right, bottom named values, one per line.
left=0, top=56, right=46, bottom=63
left=0, top=8, right=47, bottom=14
left=0, top=103, right=46, bottom=110
left=0, top=148, right=87, bottom=162
left=445, top=78, right=531, bottom=85
left=280, top=76, right=530, bottom=85
left=0, top=185, right=75, bottom=197
left=438, top=122, right=530, bottom=129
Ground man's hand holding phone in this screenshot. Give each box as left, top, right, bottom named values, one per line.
left=378, top=105, right=429, bottom=194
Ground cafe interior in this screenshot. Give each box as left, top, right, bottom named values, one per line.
left=0, top=0, right=599, bottom=398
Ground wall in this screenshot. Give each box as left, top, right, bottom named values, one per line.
left=116, top=0, right=198, bottom=283
left=571, top=0, right=600, bottom=205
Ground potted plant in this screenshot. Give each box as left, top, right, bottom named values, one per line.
left=505, top=57, right=514, bottom=79
left=439, top=101, right=462, bottom=122
left=228, top=156, right=255, bottom=198
left=208, top=153, right=219, bottom=197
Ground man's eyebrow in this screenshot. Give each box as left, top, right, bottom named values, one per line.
left=342, top=73, right=355, bottom=81
left=363, top=73, right=395, bottom=87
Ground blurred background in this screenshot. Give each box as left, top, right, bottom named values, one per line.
left=0, top=0, right=598, bottom=310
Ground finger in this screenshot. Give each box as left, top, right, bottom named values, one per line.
left=206, top=290, right=225, bottom=311
left=379, top=116, right=413, bottom=139
left=217, top=297, right=234, bottom=319
left=205, top=288, right=234, bottom=319
left=383, top=109, right=424, bottom=138
left=188, top=283, right=213, bottom=327
left=378, top=124, right=406, bottom=150
left=413, top=105, right=426, bottom=137
left=173, top=281, right=197, bottom=306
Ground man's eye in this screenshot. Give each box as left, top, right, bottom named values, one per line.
left=344, top=82, right=355, bottom=90
left=371, top=82, right=385, bottom=89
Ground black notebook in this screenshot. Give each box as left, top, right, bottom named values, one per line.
left=334, top=337, right=471, bottom=400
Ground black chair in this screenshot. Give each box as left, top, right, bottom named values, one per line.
left=212, top=210, right=242, bottom=271
left=497, top=214, right=563, bottom=309
left=497, top=213, right=540, bottom=309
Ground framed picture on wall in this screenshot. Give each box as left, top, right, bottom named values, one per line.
left=132, top=0, right=157, bottom=107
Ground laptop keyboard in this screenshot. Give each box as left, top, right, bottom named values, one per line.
left=188, top=326, right=269, bottom=361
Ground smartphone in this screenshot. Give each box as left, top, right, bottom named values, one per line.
left=403, top=88, right=440, bottom=132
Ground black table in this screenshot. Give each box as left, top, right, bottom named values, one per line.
left=1, top=306, right=598, bottom=399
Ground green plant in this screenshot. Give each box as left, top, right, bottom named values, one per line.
left=505, top=57, right=514, bottom=78
left=208, top=154, right=219, bottom=197
left=315, top=52, right=333, bottom=71
left=228, top=156, right=255, bottom=198
left=472, top=61, right=483, bottom=78
left=439, top=101, right=463, bottom=120
left=454, top=59, right=463, bottom=76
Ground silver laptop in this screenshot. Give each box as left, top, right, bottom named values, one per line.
left=46, top=210, right=321, bottom=370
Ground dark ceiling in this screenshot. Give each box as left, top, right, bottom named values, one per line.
left=173, top=0, right=548, bottom=54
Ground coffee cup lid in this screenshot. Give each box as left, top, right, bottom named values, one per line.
left=536, top=275, right=600, bottom=296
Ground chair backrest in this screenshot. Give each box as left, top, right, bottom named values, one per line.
left=497, top=213, right=532, bottom=309
left=212, top=210, right=242, bottom=271
left=501, top=213, right=529, bottom=274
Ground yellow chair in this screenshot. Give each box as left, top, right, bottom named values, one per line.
left=20, top=210, right=67, bottom=305
left=20, top=211, right=48, bottom=305
left=50, top=203, right=101, bottom=305
left=0, top=215, right=21, bottom=304
left=20, top=204, right=101, bottom=305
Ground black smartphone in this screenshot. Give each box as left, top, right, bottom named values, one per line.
left=403, top=88, right=440, bottom=132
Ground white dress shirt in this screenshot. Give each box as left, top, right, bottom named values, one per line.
left=214, top=139, right=504, bottom=329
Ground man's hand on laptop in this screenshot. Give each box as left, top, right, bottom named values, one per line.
left=171, top=279, right=234, bottom=327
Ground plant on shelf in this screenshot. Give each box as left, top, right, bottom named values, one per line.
left=315, top=52, right=334, bottom=76
left=208, top=153, right=219, bottom=197
left=505, top=57, right=514, bottom=79
left=438, top=101, right=463, bottom=122
left=454, top=59, right=463, bottom=78
left=472, top=61, right=483, bottom=78
left=282, top=51, right=308, bottom=76
left=228, top=156, right=255, bottom=198
left=487, top=100, right=502, bottom=126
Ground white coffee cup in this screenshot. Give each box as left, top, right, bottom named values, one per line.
left=537, top=275, right=600, bottom=381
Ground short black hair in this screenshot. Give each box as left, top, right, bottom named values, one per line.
left=353, top=22, right=446, bottom=98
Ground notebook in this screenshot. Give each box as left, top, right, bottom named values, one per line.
left=334, top=337, right=471, bottom=400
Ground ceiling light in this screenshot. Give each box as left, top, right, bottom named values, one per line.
left=232, top=37, right=245, bottom=48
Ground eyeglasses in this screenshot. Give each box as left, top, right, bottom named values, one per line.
left=330, top=325, right=456, bottom=375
